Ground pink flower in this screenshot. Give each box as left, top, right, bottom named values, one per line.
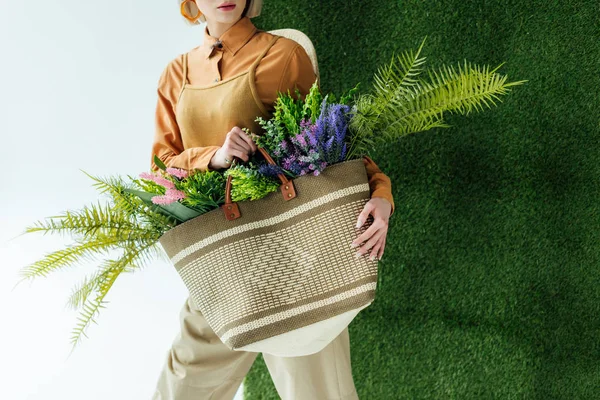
left=151, top=188, right=187, bottom=205
left=166, top=167, right=189, bottom=179
left=139, top=171, right=157, bottom=181
left=165, top=188, right=186, bottom=200
left=155, top=176, right=175, bottom=189
left=139, top=171, right=175, bottom=189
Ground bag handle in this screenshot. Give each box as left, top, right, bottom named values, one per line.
left=222, top=146, right=297, bottom=221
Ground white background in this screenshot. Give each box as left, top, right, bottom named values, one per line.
left=0, top=1, right=245, bottom=398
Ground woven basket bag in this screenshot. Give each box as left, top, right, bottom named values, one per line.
left=158, top=146, right=380, bottom=357
left=158, top=29, right=380, bottom=357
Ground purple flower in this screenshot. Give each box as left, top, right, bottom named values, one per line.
left=312, top=100, right=353, bottom=164
left=258, top=163, right=285, bottom=178
left=269, top=96, right=353, bottom=177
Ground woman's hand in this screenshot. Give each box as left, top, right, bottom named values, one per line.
left=351, top=197, right=392, bottom=261
left=209, top=126, right=258, bottom=170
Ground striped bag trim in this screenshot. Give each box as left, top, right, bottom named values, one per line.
left=171, top=182, right=370, bottom=264
left=218, top=281, right=377, bottom=342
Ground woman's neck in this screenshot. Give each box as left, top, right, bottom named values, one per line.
left=206, top=19, right=238, bottom=39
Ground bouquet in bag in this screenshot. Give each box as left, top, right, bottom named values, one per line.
left=13, top=37, right=527, bottom=354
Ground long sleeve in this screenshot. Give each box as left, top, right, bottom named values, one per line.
left=150, top=57, right=221, bottom=173
left=276, top=43, right=395, bottom=217
left=277, top=43, right=320, bottom=102
left=362, top=155, right=395, bottom=216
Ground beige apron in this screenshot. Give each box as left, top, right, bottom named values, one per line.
left=152, top=32, right=360, bottom=400
left=175, top=33, right=278, bottom=150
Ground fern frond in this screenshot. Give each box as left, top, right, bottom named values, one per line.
left=368, top=36, right=429, bottom=129
left=79, top=169, right=149, bottom=219
left=24, top=200, right=142, bottom=240
left=65, top=268, right=108, bottom=311
left=68, top=262, right=123, bottom=354
left=67, top=240, right=154, bottom=354
left=346, top=36, right=528, bottom=159
left=65, top=238, right=164, bottom=312
left=380, top=60, right=515, bottom=138
left=16, top=214, right=165, bottom=286
left=345, top=38, right=428, bottom=160
left=16, top=230, right=139, bottom=282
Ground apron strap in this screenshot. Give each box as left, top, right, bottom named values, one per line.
left=250, top=34, right=281, bottom=72
left=178, top=52, right=189, bottom=101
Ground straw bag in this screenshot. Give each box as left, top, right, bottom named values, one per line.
left=158, top=147, right=380, bottom=357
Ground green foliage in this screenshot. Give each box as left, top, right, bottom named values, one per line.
left=272, top=86, right=310, bottom=136
left=123, top=188, right=203, bottom=223
left=153, top=154, right=167, bottom=171
left=269, top=77, right=328, bottom=132
left=249, top=78, right=360, bottom=166
left=345, top=36, right=528, bottom=160
left=128, top=168, right=226, bottom=219
left=14, top=170, right=175, bottom=354
left=132, top=173, right=167, bottom=195
left=167, top=170, right=225, bottom=213
left=224, top=162, right=281, bottom=201
left=302, top=79, right=324, bottom=124
left=15, top=162, right=277, bottom=354
left=326, top=81, right=361, bottom=107
left=15, top=32, right=531, bottom=360
left=248, top=119, right=287, bottom=157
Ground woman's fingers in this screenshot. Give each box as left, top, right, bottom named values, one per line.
left=354, top=230, right=384, bottom=258
left=356, top=201, right=375, bottom=228
left=224, top=127, right=254, bottom=160
left=233, top=126, right=258, bottom=153
left=224, top=142, right=250, bottom=162
left=352, top=218, right=385, bottom=248
left=377, top=235, right=387, bottom=260
left=369, top=239, right=381, bottom=260
left=228, top=134, right=253, bottom=156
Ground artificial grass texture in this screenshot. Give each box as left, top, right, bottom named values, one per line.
left=243, top=0, right=600, bottom=398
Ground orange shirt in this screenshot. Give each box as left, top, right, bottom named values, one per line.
left=150, top=16, right=394, bottom=215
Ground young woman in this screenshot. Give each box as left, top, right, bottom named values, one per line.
left=150, top=1, right=395, bottom=398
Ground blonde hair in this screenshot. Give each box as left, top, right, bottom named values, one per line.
left=178, top=0, right=262, bottom=26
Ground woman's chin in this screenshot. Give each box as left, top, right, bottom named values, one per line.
left=211, top=13, right=242, bottom=23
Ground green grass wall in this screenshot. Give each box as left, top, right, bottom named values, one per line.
left=244, top=1, right=600, bottom=398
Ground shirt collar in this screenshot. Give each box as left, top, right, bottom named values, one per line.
left=202, top=16, right=258, bottom=59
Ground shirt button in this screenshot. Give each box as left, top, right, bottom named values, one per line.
left=214, top=77, right=219, bottom=82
